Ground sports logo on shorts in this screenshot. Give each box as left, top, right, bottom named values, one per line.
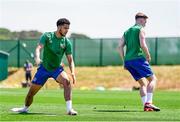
left=32, top=77, right=37, bottom=82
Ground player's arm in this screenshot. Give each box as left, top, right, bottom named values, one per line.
left=34, top=33, right=46, bottom=65
left=139, top=28, right=151, bottom=62
left=34, top=44, right=43, bottom=65
left=118, top=35, right=125, bottom=66
left=66, top=54, right=76, bottom=84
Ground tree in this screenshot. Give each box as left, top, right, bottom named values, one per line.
left=0, top=28, right=42, bottom=40
left=69, top=33, right=91, bottom=39
left=0, top=28, right=13, bottom=40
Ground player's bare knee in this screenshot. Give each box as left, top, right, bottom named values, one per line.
left=153, top=75, right=157, bottom=82
left=148, top=75, right=157, bottom=82
left=66, top=80, right=71, bottom=87
left=62, top=79, right=71, bottom=87
left=148, top=78, right=157, bottom=87
left=140, top=84, right=147, bottom=88
left=138, top=80, right=147, bottom=87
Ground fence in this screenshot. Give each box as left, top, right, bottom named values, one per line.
left=0, top=37, right=179, bottom=67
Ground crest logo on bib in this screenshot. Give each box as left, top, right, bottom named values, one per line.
left=60, top=44, right=65, bottom=49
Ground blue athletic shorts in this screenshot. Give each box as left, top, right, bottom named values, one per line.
left=124, top=58, right=153, bottom=81
left=32, top=64, right=64, bottom=86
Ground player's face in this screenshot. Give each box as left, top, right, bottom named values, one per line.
left=58, top=24, right=70, bottom=36
left=139, top=18, right=147, bottom=27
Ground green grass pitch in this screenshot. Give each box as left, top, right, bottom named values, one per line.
left=0, top=88, right=180, bottom=121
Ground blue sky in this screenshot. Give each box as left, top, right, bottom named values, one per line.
left=0, top=0, right=180, bottom=38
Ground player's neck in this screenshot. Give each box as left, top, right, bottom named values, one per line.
left=135, top=22, right=145, bottom=27
left=55, top=31, right=63, bottom=38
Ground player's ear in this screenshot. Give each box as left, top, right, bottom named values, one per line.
left=57, top=25, right=61, bottom=30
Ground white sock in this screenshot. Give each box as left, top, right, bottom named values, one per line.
left=24, top=105, right=28, bottom=110
left=141, top=96, right=147, bottom=105
left=147, top=93, right=153, bottom=103
left=66, top=100, right=72, bottom=112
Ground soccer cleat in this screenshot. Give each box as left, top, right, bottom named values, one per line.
left=11, top=107, right=28, bottom=113
left=144, top=103, right=160, bottom=112
left=144, top=107, right=154, bottom=111
left=67, top=109, right=78, bottom=115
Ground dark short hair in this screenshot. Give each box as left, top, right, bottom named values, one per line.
left=135, top=12, right=148, bottom=20
left=56, top=18, right=70, bottom=26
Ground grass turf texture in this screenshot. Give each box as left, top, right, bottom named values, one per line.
left=0, top=88, right=180, bottom=121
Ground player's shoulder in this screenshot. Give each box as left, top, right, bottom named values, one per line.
left=140, top=27, right=145, bottom=31
left=124, top=25, right=135, bottom=34
left=139, top=27, right=145, bottom=36
left=124, top=27, right=131, bottom=36
left=135, top=25, right=144, bottom=32
left=64, top=37, right=72, bottom=44
left=41, top=32, right=55, bottom=41
left=43, top=32, right=53, bottom=37
left=127, top=24, right=142, bottom=31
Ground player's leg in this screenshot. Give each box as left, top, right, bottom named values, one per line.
left=25, top=64, right=49, bottom=108
left=146, top=75, right=157, bottom=103
left=11, top=65, right=48, bottom=113
left=25, top=83, right=42, bottom=107
left=144, top=75, right=160, bottom=111
left=137, top=78, right=148, bottom=106
left=124, top=60, right=148, bottom=107
left=125, top=58, right=160, bottom=111
left=57, top=71, right=71, bottom=101
left=137, top=59, right=160, bottom=111
left=11, top=84, right=42, bottom=113
left=56, top=71, right=77, bottom=115
left=137, top=77, right=157, bottom=111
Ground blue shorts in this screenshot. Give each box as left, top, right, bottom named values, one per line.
left=124, top=58, right=153, bottom=81
left=32, top=64, right=64, bottom=86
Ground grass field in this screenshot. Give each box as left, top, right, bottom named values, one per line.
left=0, top=88, right=180, bottom=121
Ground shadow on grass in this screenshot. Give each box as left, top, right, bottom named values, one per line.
left=10, top=112, right=58, bottom=116
left=94, top=109, right=143, bottom=112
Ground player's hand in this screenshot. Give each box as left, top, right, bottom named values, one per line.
left=146, top=55, right=151, bottom=63
left=60, top=62, right=65, bottom=68
left=35, top=57, right=41, bottom=66
left=71, top=73, right=76, bottom=85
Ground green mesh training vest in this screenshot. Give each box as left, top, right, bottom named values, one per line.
left=124, top=24, right=145, bottom=61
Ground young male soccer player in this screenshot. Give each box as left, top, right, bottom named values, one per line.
left=11, top=18, right=78, bottom=115
left=118, top=12, right=160, bottom=111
